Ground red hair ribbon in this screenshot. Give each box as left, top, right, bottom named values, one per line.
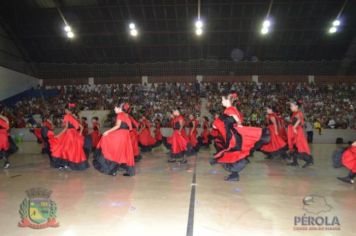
left=230, top=93, right=238, bottom=99
left=68, top=103, right=76, bottom=108
left=123, top=103, right=130, bottom=111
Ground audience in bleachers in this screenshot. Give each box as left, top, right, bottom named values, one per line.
left=2, top=81, right=355, bottom=129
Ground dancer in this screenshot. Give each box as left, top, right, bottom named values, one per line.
left=138, top=115, right=157, bottom=152
left=164, top=109, right=188, bottom=163
left=40, top=116, right=55, bottom=167
left=210, top=93, right=264, bottom=181
left=29, top=124, right=44, bottom=152
left=187, top=114, right=199, bottom=154
left=287, top=101, right=314, bottom=168
left=199, top=116, right=210, bottom=147
left=260, top=106, right=288, bottom=159
left=154, top=118, right=163, bottom=144
left=50, top=103, right=89, bottom=170
left=128, top=113, right=142, bottom=162
left=333, top=140, right=356, bottom=184
left=81, top=117, right=89, bottom=136
left=0, top=110, right=11, bottom=168
left=90, top=117, right=101, bottom=150
left=210, top=113, right=224, bottom=154
left=93, top=102, right=135, bottom=176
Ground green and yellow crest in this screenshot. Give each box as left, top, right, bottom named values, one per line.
left=18, top=188, right=59, bottom=229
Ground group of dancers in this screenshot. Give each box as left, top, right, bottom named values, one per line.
left=0, top=92, right=355, bottom=183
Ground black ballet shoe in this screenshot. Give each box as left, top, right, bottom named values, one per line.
left=3, top=162, right=10, bottom=169
left=302, top=161, right=313, bottom=168
left=224, top=173, right=240, bottom=182
left=209, top=158, right=217, bottom=166
left=287, top=162, right=299, bottom=166
left=337, top=176, right=354, bottom=184
left=123, top=172, right=134, bottom=177
left=168, top=158, right=176, bottom=163
left=179, top=159, right=188, bottom=164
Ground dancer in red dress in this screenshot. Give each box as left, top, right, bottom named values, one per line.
left=138, top=116, right=157, bottom=152
left=210, top=113, right=225, bottom=154
left=154, top=118, right=163, bottom=144
left=276, top=112, right=288, bottom=142
left=165, top=109, right=188, bottom=163
left=199, top=116, right=210, bottom=147
left=211, top=93, right=266, bottom=181
left=93, top=102, right=135, bottom=176
left=334, top=141, right=356, bottom=184
left=260, top=106, right=288, bottom=159
left=187, top=114, right=199, bottom=153
left=0, top=110, right=11, bottom=169
left=40, top=116, right=55, bottom=167
left=90, top=117, right=101, bottom=150
left=50, top=103, right=89, bottom=170
left=81, top=117, right=89, bottom=136
left=287, top=101, right=314, bottom=168
left=29, top=125, right=44, bottom=152
left=128, top=113, right=142, bottom=162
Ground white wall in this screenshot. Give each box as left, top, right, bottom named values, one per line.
left=0, top=65, right=40, bottom=100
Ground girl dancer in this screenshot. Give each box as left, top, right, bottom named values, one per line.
left=154, top=118, right=163, bottom=144
left=200, top=116, right=210, bottom=147
left=211, top=93, right=264, bottom=181
left=81, top=117, right=89, bottom=136
left=138, top=115, right=157, bottom=152
left=41, top=116, right=55, bottom=167
left=90, top=117, right=101, bottom=150
left=187, top=114, right=199, bottom=154
left=50, top=103, right=89, bottom=170
left=287, top=101, right=314, bottom=168
left=0, top=110, right=11, bottom=169
left=93, top=102, right=135, bottom=176
left=128, top=113, right=142, bottom=162
left=164, top=109, right=188, bottom=163
left=333, top=140, right=356, bottom=184
left=210, top=113, right=225, bottom=154
left=260, top=106, right=288, bottom=159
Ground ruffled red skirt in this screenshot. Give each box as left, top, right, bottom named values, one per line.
left=188, top=130, right=198, bottom=148
left=139, top=128, right=157, bottom=147
left=0, top=129, right=9, bottom=151
left=287, top=125, right=310, bottom=155
left=51, top=128, right=89, bottom=169
left=342, top=148, right=356, bottom=172
left=130, top=129, right=140, bottom=157
left=155, top=127, right=162, bottom=141
left=171, top=130, right=188, bottom=156
left=215, top=126, right=262, bottom=163
left=201, top=129, right=210, bottom=144
left=260, top=124, right=287, bottom=154
left=97, top=129, right=134, bottom=166
left=91, top=130, right=101, bottom=148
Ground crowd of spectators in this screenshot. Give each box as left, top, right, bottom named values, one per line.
left=2, top=81, right=355, bottom=129
left=206, top=82, right=356, bottom=129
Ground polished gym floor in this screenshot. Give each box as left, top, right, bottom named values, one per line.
left=0, top=143, right=355, bottom=236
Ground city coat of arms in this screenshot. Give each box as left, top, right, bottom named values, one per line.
left=18, top=187, right=59, bottom=229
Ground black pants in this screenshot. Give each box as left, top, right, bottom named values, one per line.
left=307, top=131, right=313, bottom=143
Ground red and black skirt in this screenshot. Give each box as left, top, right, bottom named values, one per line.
left=287, top=125, right=312, bottom=160
left=139, top=128, right=158, bottom=152
left=93, top=128, right=134, bottom=175
left=260, top=124, right=288, bottom=156
left=51, top=128, right=89, bottom=170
